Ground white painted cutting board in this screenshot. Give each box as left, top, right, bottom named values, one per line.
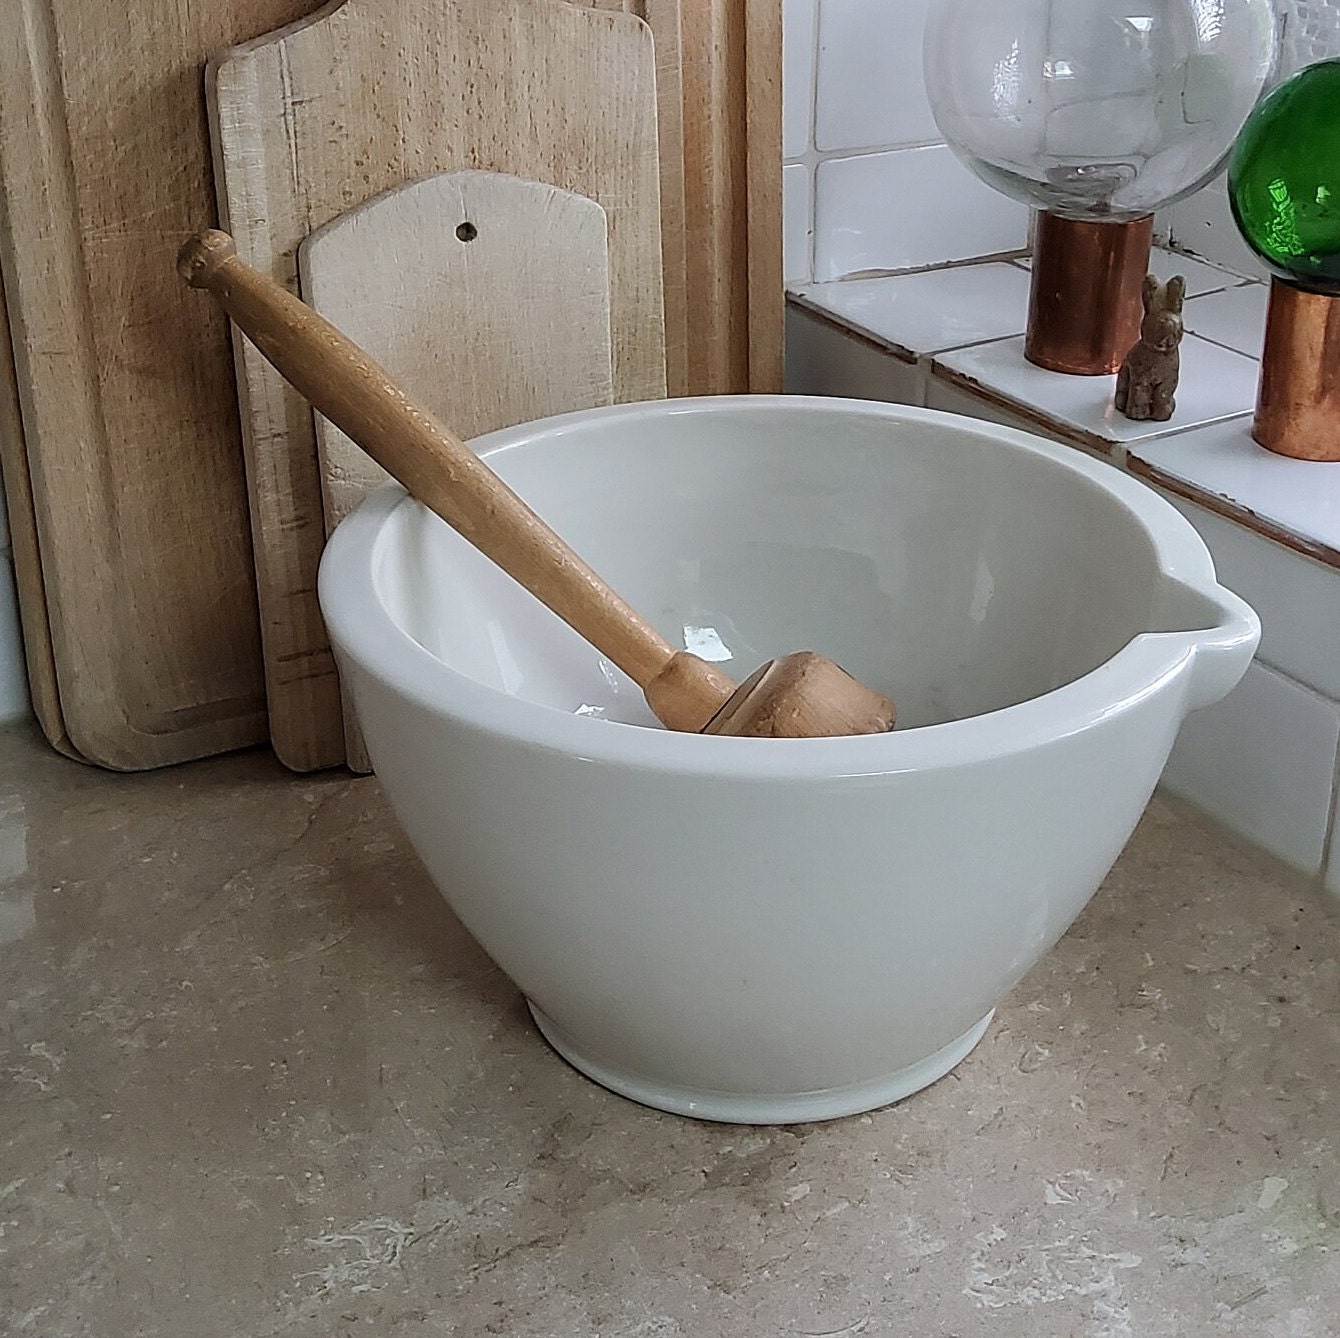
left=300, top=171, right=613, bottom=530
left=210, top=0, right=664, bottom=771
left=299, top=170, right=614, bottom=768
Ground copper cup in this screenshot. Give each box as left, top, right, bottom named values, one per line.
left=1253, top=280, right=1340, bottom=461
left=1025, top=213, right=1155, bottom=376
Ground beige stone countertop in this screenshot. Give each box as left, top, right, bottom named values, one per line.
left=1, top=720, right=1337, bottom=1337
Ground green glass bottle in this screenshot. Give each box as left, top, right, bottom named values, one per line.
left=1229, top=60, right=1340, bottom=296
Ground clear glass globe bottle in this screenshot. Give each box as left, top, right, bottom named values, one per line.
left=924, top=0, right=1279, bottom=221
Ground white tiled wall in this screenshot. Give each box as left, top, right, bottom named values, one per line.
left=812, top=146, right=1027, bottom=280
left=787, top=0, right=1340, bottom=284
left=1161, top=659, right=1340, bottom=874
left=782, top=0, right=817, bottom=161
left=1162, top=183, right=1265, bottom=279
left=1159, top=490, right=1340, bottom=705
left=1161, top=1, right=1340, bottom=271
left=782, top=164, right=811, bottom=286
left=785, top=304, right=924, bottom=405
left=1155, top=494, right=1340, bottom=876
left=783, top=0, right=1028, bottom=286
left=814, top=0, right=939, bottom=151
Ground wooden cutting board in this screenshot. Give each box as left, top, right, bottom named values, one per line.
left=0, top=0, right=320, bottom=769
left=300, top=171, right=614, bottom=532
left=299, top=169, right=615, bottom=769
left=210, top=0, right=665, bottom=771
left=680, top=0, right=784, bottom=396
left=587, top=0, right=688, bottom=398
left=586, top=0, right=783, bottom=398
left=745, top=0, right=785, bottom=392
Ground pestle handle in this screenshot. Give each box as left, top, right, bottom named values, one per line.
left=179, top=229, right=733, bottom=732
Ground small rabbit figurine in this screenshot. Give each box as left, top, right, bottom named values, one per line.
left=1115, top=274, right=1186, bottom=422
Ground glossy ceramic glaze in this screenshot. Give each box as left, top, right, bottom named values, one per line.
left=318, top=397, right=1259, bottom=1123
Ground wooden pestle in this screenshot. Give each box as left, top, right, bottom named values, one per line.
left=178, top=229, right=894, bottom=738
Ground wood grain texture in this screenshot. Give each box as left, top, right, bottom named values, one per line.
left=680, top=0, right=747, bottom=396
left=584, top=0, right=688, bottom=397
left=301, top=172, right=614, bottom=530
left=588, top=0, right=782, bottom=395
left=298, top=170, right=615, bottom=768
left=679, top=0, right=783, bottom=396
left=745, top=0, right=784, bottom=393
left=210, top=0, right=665, bottom=771
left=0, top=0, right=308, bottom=768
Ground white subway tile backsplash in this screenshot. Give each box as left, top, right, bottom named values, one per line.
left=813, top=145, right=1028, bottom=280
left=1157, top=489, right=1340, bottom=704
left=783, top=0, right=818, bottom=160
left=783, top=165, right=812, bottom=285
left=815, top=0, right=939, bottom=152
left=1160, top=661, right=1340, bottom=877
left=1165, top=180, right=1269, bottom=280
left=1280, top=0, right=1340, bottom=75
left=785, top=303, right=924, bottom=404
left=1183, top=282, right=1271, bottom=359
left=1145, top=248, right=1253, bottom=295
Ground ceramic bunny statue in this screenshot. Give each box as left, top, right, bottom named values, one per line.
left=1115, top=274, right=1186, bottom=422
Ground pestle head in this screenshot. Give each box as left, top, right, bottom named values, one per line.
left=177, top=228, right=238, bottom=289
left=702, top=652, right=896, bottom=739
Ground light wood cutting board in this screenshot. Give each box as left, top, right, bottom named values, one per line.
left=0, top=0, right=320, bottom=769
left=586, top=0, right=688, bottom=398
left=590, top=0, right=782, bottom=397
left=210, top=0, right=665, bottom=771
left=299, top=169, right=615, bottom=769
left=300, top=171, right=614, bottom=533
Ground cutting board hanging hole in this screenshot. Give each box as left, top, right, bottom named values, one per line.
left=456, top=221, right=478, bottom=242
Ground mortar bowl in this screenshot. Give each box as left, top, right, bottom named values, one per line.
left=318, top=397, right=1259, bottom=1123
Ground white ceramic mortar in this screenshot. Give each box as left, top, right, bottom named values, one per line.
left=319, top=398, right=1259, bottom=1123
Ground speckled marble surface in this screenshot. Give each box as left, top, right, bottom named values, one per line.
left=2, top=720, right=1338, bottom=1337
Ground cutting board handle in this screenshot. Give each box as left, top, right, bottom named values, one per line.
left=178, top=229, right=733, bottom=732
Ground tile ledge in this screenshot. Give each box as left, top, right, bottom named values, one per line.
left=790, top=274, right=1340, bottom=572
left=786, top=293, right=919, bottom=364
left=1129, top=458, right=1340, bottom=572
